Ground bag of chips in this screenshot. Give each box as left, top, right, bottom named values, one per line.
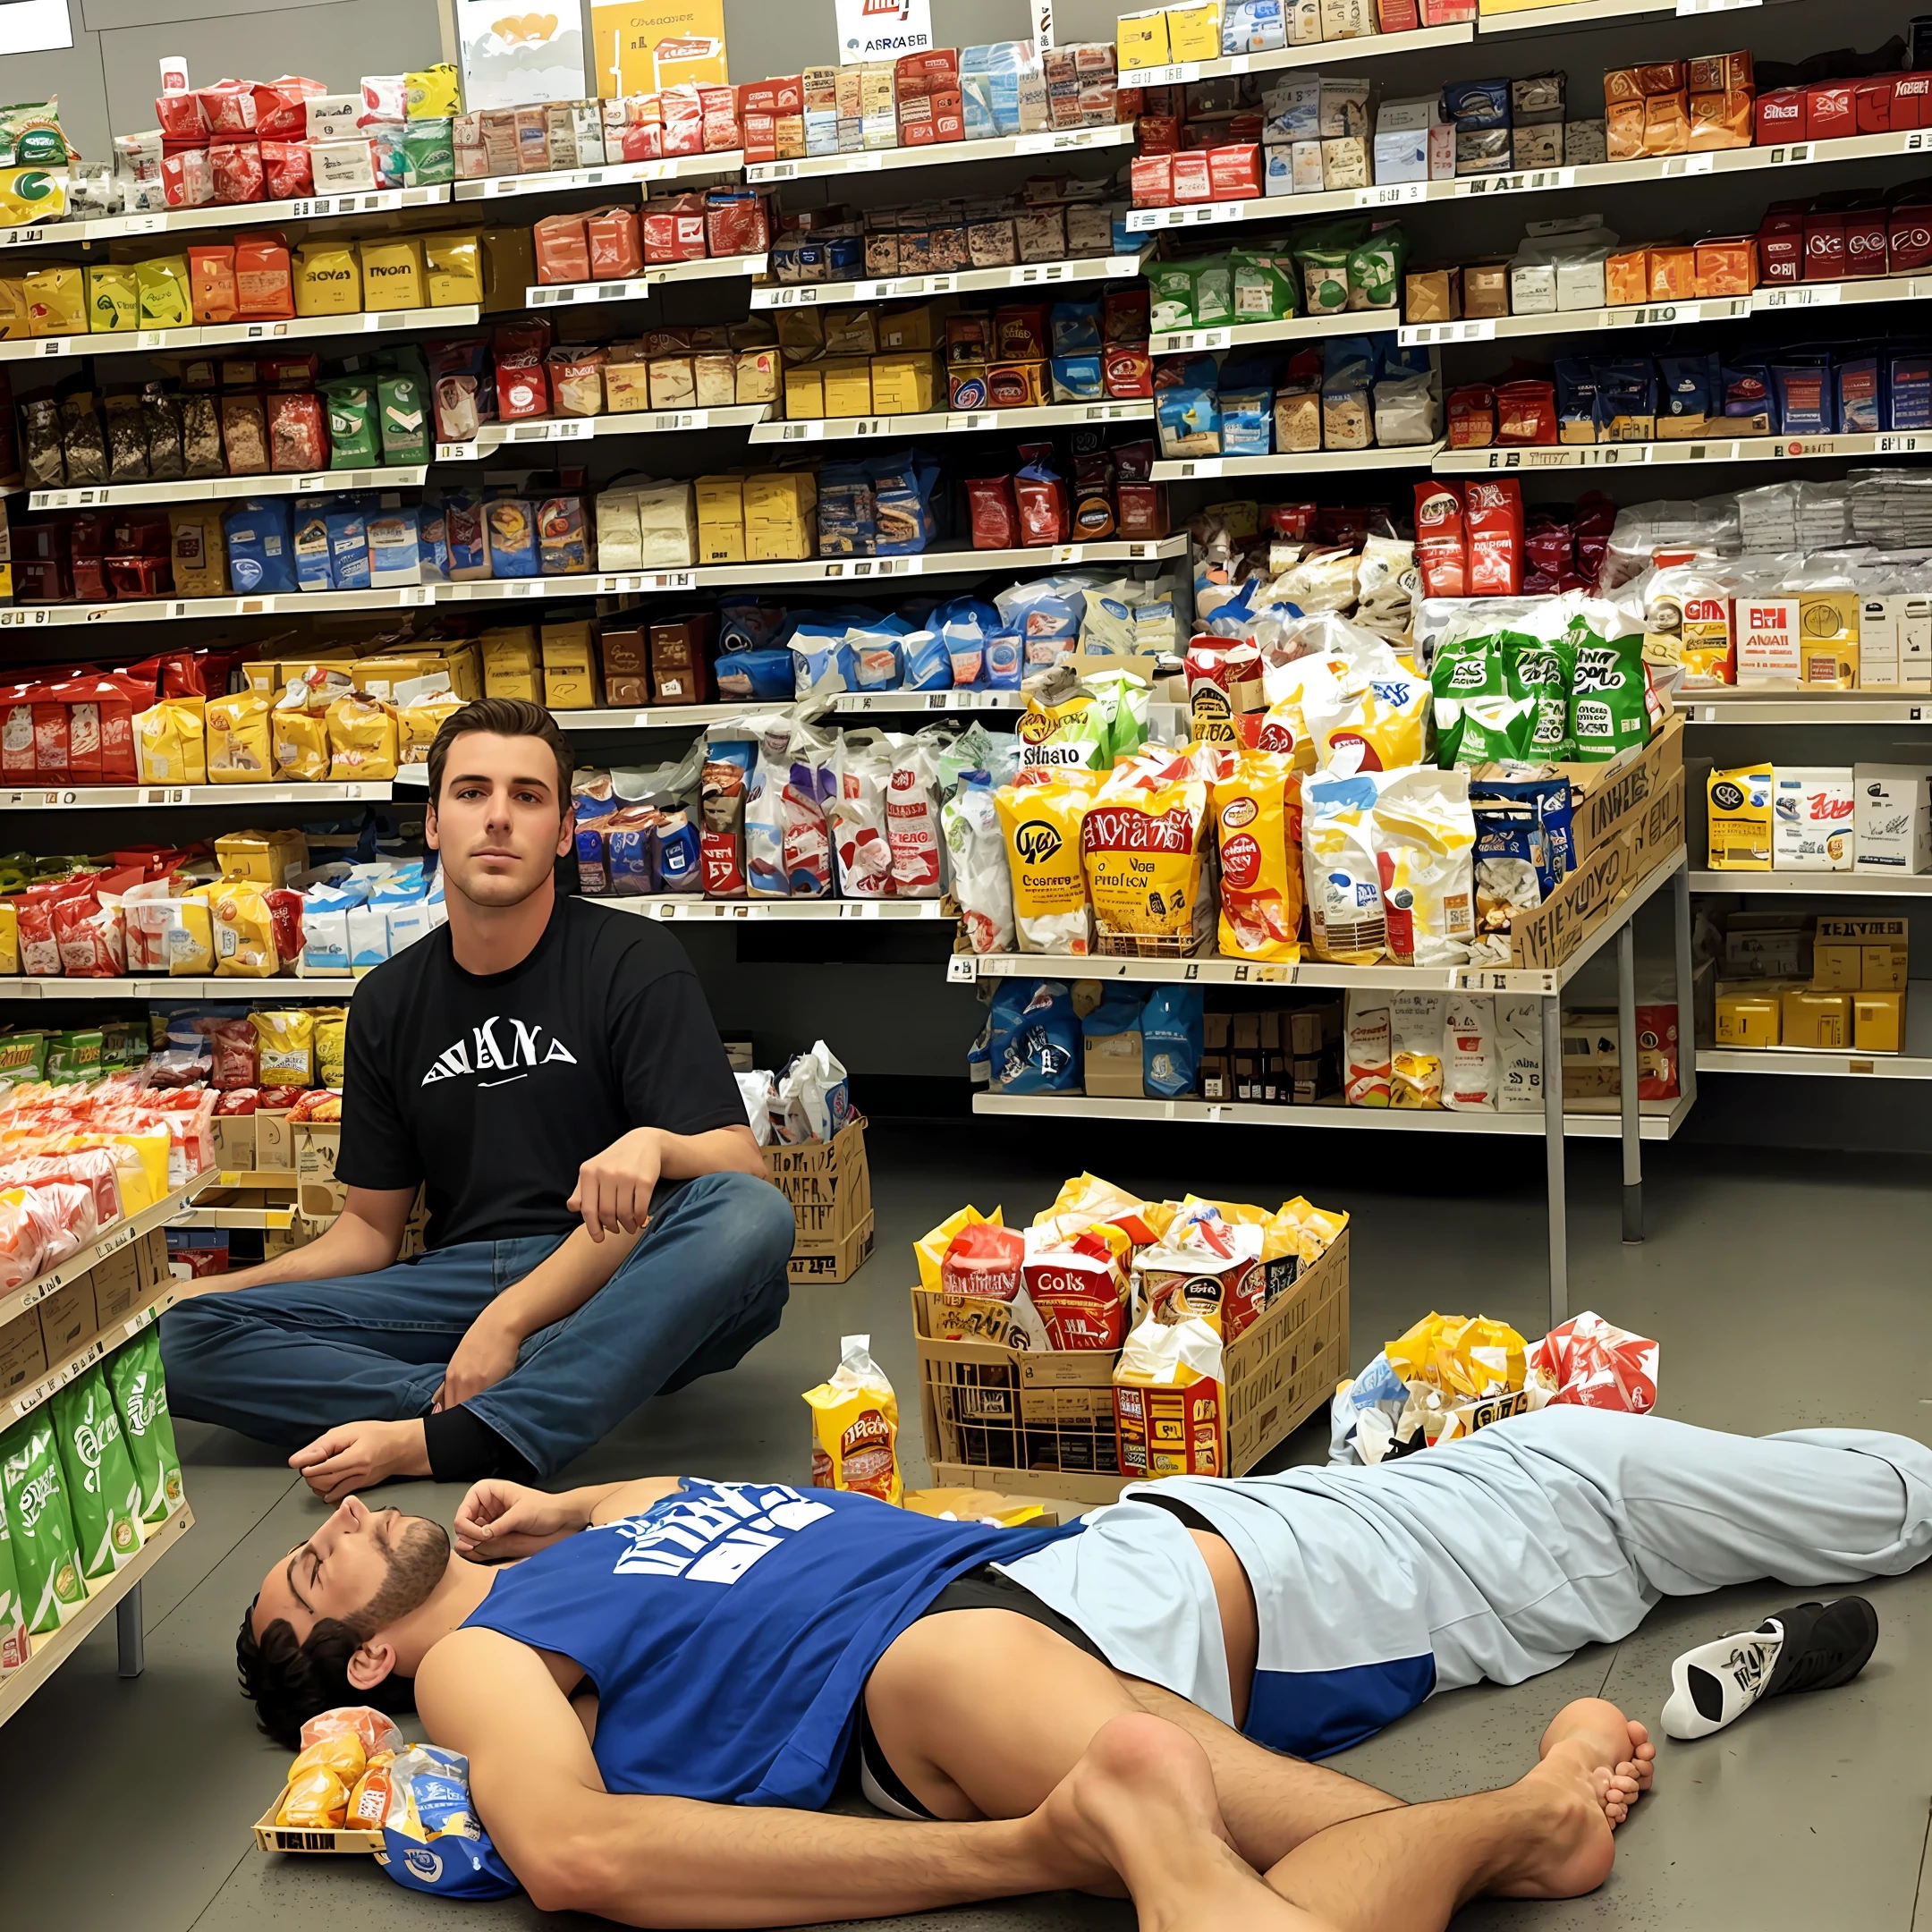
left=1302, top=662, right=1431, bottom=775
left=133, top=697, right=208, bottom=784
left=206, top=691, right=274, bottom=782
left=943, top=775, right=1015, bottom=954
left=326, top=693, right=399, bottom=781
left=996, top=772, right=1100, bottom=954
left=1568, top=606, right=1651, bottom=761
left=1527, top=1310, right=1658, bottom=1412
left=802, top=1335, right=902, bottom=1504
left=1212, top=747, right=1302, bottom=961
left=1302, top=771, right=1385, bottom=965
left=1081, top=750, right=1212, bottom=955
left=1022, top=1221, right=1131, bottom=1349
left=1373, top=767, right=1477, bottom=969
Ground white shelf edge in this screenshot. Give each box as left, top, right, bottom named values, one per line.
left=0, top=977, right=358, bottom=999
left=1688, top=871, right=1932, bottom=895
left=971, top=1091, right=1688, bottom=1138
left=450, top=150, right=744, bottom=200
left=0, top=1170, right=211, bottom=1332
left=0, top=305, right=481, bottom=363
left=746, top=123, right=1132, bottom=184
left=0, top=183, right=451, bottom=250
left=1123, top=21, right=1473, bottom=87
left=751, top=400, right=1153, bottom=445
left=751, top=252, right=1147, bottom=309
left=29, top=466, right=428, bottom=513
left=1677, top=695, right=1932, bottom=724
left=1, top=781, right=395, bottom=809
left=604, top=896, right=953, bottom=921
left=1152, top=441, right=1442, bottom=481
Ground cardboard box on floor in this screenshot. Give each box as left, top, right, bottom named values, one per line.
left=914, top=1228, right=1351, bottom=1509
left=767, top=1116, right=872, bottom=1284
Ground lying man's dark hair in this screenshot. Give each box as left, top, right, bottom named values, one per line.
left=237, top=1598, right=417, bottom=1751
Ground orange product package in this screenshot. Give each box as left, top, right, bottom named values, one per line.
left=586, top=206, right=644, bottom=280
left=187, top=244, right=238, bottom=324
left=233, top=231, right=294, bottom=320
left=534, top=214, right=591, bottom=285
left=1212, top=746, right=1302, bottom=961
left=802, top=1334, right=902, bottom=1505
left=934, top=1219, right=1046, bottom=1348
left=344, top=1761, right=394, bottom=1832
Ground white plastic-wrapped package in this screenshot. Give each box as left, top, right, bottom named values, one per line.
left=942, top=778, right=1014, bottom=954
left=831, top=730, right=896, bottom=899
left=887, top=731, right=945, bottom=898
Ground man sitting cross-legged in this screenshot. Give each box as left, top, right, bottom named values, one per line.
left=238, top=1405, right=1931, bottom=1928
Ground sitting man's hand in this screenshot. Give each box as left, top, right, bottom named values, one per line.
left=290, top=1419, right=429, bottom=1504
left=568, top=1125, right=663, bottom=1241
left=454, top=1477, right=584, bottom=1561
left=434, top=1311, right=522, bottom=1412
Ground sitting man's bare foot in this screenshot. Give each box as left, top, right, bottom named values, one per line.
left=1538, top=1696, right=1651, bottom=1824
left=1487, top=1697, right=1650, bottom=1900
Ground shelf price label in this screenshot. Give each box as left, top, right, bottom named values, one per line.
left=1356, top=181, right=1429, bottom=208
left=1399, top=318, right=1494, bottom=345
left=1760, top=283, right=1841, bottom=309
left=1178, top=458, right=1224, bottom=478
left=436, top=441, right=480, bottom=462
left=649, top=411, right=708, bottom=430
left=122, top=212, right=167, bottom=234
left=779, top=420, right=825, bottom=441
left=1458, top=167, right=1574, bottom=198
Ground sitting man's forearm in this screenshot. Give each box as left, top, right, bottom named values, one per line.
left=481, top=1225, right=644, bottom=1343
left=572, top=1121, right=767, bottom=1241
left=171, top=1187, right=413, bottom=1301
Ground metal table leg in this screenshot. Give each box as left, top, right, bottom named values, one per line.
left=1673, top=859, right=1699, bottom=1117
left=116, top=1584, right=144, bottom=1679
left=1541, top=996, right=1567, bottom=1329
left=1617, top=919, right=1643, bottom=1243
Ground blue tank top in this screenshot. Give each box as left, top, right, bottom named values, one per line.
left=460, top=1478, right=1081, bottom=1808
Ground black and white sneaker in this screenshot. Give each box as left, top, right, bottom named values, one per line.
left=1661, top=1597, right=1880, bottom=1741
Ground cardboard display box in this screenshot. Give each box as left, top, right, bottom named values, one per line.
left=295, top=1123, right=347, bottom=1223
left=916, top=1228, right=1351, bottom=1508
left=251, top=1786, right=385, bottom=1856
left=767, top=1117, right=871, bottom=1282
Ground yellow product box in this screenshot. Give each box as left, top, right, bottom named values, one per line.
left=782, top=363, right=825, bottom=419
left=1714, top=986, right=1780, bottom=1048
left=877, top=305, right=936, bottom=353
left=293, top=242, right=361, bottom=316
left=1863, top=945, right=1909, bottom=991
left=1811, top=943, right=1862, bottom=991
left=695, top=474, right=747, bottom=564
left=1799, top=590, right=1860, bottom=688
left=1116, top=6, right=1170, bottom=70
left=481, top=625, right=539, bottom=700
left=1781, top=986, right=1849, bottom=1050
left=0, top=274, right=29, bottom=338
left=1165, top=0, right=1224, bottom=62
left=86, top=263, right=139, bottom=333
left=744, top=470, right=817, bottom=562
left=168, top=505, right=226, bottom=597
left=870, top=352, right=936, bottom=415
left=1706, top=765, right=1773, bottom=869
left=434, top=639, right=483, bottom=700
left=205, top=692, right=275, bottom=784
left=422, top=231, right=483, bottom=308
left=479, top=227, right=537, bottom=312
left=1853, top=988, right=1904, bottom=1053
left=216, top=827, right=309, bottom=885
left=26, top=264, right=85, bottom=335
left=540, top=620, right=599, bottom=710
left=359, top=237, right=425, bottom=311
left=735, top=347, right=779, bottom=406
left=821, top=358, right=875, bottom=418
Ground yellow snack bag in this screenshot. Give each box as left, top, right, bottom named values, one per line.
left=166, top=505, right=226, bottom=597
left=1252, top=657, right=1343, bottom=770
left=25, top=265, right=85, bottom=335
left=290, top=1730, right=368, bottom=1784
left=996, top=772, right=1100, bottom=955
left=171, top=895, right=215, bottom=974
left=133, top=698, right=207, bottom=784
left=312, top=1009, right=349, bottom=1089
left=273, top=686, right=331, bottom=781
left=210, top=883, right=277, bottom=978
left=86, top=263, right=140, bottom=333
left=404, top=64, right=461, bottom=118
left=422, top=231, right=482, bottom=309
left=1372, top=769, right=1476, bottom=970
left=1304, top=666, right=1431, bottom=775
left=1080, top=751, right=1211, bottom=954
left=0, top=272, right=29, bottom=337
left=1113, top=1314, right=1225, bottom=1479
left=206, top=691, right=275, bottom=784
left=0, top=902, right=17, bottom=975
left=326, top=693, right=400, bottom=781
left=278, top=1766, right=351, bottom=1829
left=251, top=1010, right=316, bottom=1088
left=358, top=237, right=425, bottom=311
left=398, top=689, right=462, bottom=766
left=802, top=1335, right=901, bottom=1505
left=914, top=1204, right=1003, bottom=1292
left=134, top=256, right=193, bottom=329
left=1212, top=748, right=1302, bottom=962
left=1281, top=1197, right=1348, bottom=1264
left=292, top=241, right=361, bottom=318
left=1385, top=1311, right=1527, bottom=1400
left=0, top=165, right=66, bottom=225
left=1033, top=1172, right=1157, bottom=1246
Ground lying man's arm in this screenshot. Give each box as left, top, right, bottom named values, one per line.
left=570, top=1123, right=766, bottom=1241
left=453, top=1475, right=683, bottom=1560
left=416, top=1629, right=1097, bottom=1928
left=169, top=1184, right=415, bottom=1301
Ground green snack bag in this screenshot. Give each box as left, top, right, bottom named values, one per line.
left=1294, top=242, right=1352, bottom=314
left=322, top=377, right=380, bottom=468
left=1431, top=625, right=1520, bottom=767
left=1230, top=249, right=1297, bottom=323
left=134, top=256, right=192, bottom=329
left=1509, top=623, right=1577, bottom=761
left=377, top=373, right=431, bottom=466
left=0, top=1417, right=89, bottom=1633
left=1456, top=691, right=1540, bottom=764
left=106, top=1329, right=183, bottom=1525
left=400, top=116, right=455, bottom=187
left=0, top=1485, right=29, bottom=1669
left=0, top=1032, right=47, bottom=1082
left=1150, top=261, right=1197, bottom=334
left=45, top=1028, right=103, bottom=1084
left=51, top=1367, right=144, bottom=1583
left=1346, top=225, right=1409, bottom=310
left=1568, top=618, right=1650, bottom=763
left=1191, top=255, right=1233, bottom=327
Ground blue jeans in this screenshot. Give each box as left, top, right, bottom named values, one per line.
left=159, top=1171, right=796, bottom=1478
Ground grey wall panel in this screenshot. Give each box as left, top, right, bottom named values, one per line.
left=6, top=32, right=113, bottom=164
left=80, top=0, right=348, bottom=31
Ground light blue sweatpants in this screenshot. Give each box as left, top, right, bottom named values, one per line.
left=1002, top=1407, right=1932, bottom=1758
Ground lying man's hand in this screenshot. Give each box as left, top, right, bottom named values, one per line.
left=567, top=1126, right=663, bottom=1241
left=434, top=1310, right=521, bottom=1411
left=454, top=1478, right=585, bottom=1561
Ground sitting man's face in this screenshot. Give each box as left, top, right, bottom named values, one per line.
left=253, top=1495, right=451, bottom=1645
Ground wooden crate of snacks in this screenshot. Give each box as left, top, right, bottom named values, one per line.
left=915, top=1227, right=1350, bottom=1509
left=767, top=1116, right=872, bottom=1284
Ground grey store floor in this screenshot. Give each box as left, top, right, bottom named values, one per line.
left=3, top=1124, right=1928, bottom=1932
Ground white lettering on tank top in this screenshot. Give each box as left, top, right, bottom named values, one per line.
left=609, top=1483, right=834, bottom=1583
left=419, top=1015, right=581, bottom=1086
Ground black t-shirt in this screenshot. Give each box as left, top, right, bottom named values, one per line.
left=337, top=894, right=747, bottom=1249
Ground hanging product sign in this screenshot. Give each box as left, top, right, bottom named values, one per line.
left=835, top=0, right=935, bottom=64
left=454, top=0, right=589, bottom=110
left=590, top=2, right=729, bottom=97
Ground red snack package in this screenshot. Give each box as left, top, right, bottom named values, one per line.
left=1013, top=463, right=1068, bottom=547
left=1573, top=492, right=1615, bottom=590
left=32, top=694, right=69, bottom=777
left=254, top=75, right=325, bottom=140
left=41, top=676, right=101, bottom=780
left=939, top=1222, right=1026, bottom=1301
left=208, top=1016, right=258, bottom=1089
left=1104, top=344, right=1153, bottom=399
left=267, top=887, right=305, bottom=966
left=197, top=79, right=258, bottom=135
left=1465, top=479, right=1523, bottom=597
left=1024, top=1227, right=1131, bottom=1350
left=53, top=895, right=125, bottom=978
left=965, top=475, right=1019, bottom=549
left=704, top=191, right=767, bottom=258
left=661, top=83, right=704, bottom=156
left=1412, top=482, right=1467, bottom=598
left=161, top=148, right=216, bottom=208
left=1527, top=1311, right=1658, bottom=1413
left=14, top=900, right=58, bottom=975
left=1522, top=508, right=1579, bottom=595
left=1496, top=378, right=1557, bottom=445
left=586, top=207, right=643, bottom=279
left=234, top=231, right=294, bottom=319
left=210, top=139, right=266, bottom=205
left=496, top=357, right=549, bottom=420
left=82, top=673, right=149, bottom=783
left=156, top=89, right=209, bottom=141
left=534, top=214, right=591, bottom=284
left=267, top=390, right=326, bottom=471
left=260, top=140, right=313, bottom=201
left=1207, top=141, right=1260, bottom=200
left=1446, top=383, right=1496, bottom=448
left=1131, top=152, right=1174, bottom=207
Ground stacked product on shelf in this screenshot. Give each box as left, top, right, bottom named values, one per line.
left=1705, top=763, right=1931, bottom=875
left=1156, top=334, right=1437, bottom=455
left=1710, top=911, right=1910, bottom=1054
left=911, top=1176, right=1348, bottom=1493
left=1117, top=0, right=1472, bottom=72
left=530, top=191, right=770, bottom=281
left=1150, top=219, right=1408, bottom=331
left=791, top=181, right=1128, bottom=283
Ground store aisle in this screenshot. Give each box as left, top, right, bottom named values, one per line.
left=1, top=1130, right=1927, bottom=1932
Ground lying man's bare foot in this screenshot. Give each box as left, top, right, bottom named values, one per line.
left=289, top=1419, right=429, bottom=1504
left=1538, top=1696, right=1653, bottom=1824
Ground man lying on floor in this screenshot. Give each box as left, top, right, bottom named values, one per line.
left=240, top=1406, right=1931, bottom=1931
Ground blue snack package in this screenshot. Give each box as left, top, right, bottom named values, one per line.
left=1722, top=360, right=1773, bottom=429
left=1656, top=352, right=1717, bottom=424
left=223, top=498, right=297, bottom=594
left=984, top=629, right=1022, bottom=688
left=1770, top=360, right=1832, bottom=435
left=1050, top=300, right=1103, bottom=355
left=716, top=647, right=795, bottom=700
left=1082, top=987, right=1145, bottom=1038
left=1554, top=356, right=1597, bottom=439
left=325, top=504, right=372, bottom=589
left=606, top=820, right=656, bottom=894
left=441, top=487, right=487, bottom=576
left=1469, top=774, right=1575, bottom=884
left=1443, top=76, right=1512, bottom=129
left=902, top=628, right=952, bottom=689
left=1049, top=353, right=1105, bottom=402
left=652, top=806, right=703, bottom=893
left=1219, top=386, right=1275, bottom=455
left=483, top=495, right=538, bottom=577
left=292, top=500, right=333, bottom=592
left=377, top=1747, right=517, bottom=1902
left=1141, top=987, right=1204, bottom=1099
left=1157, top=385, right=1221, bottom=457
left=1888, top=348, right=1932, bottom=429
left=1837, top=354, right=1881, bottom=434
left=987, top=979, right=1080, bottom=1094
left=573, top=824, right=609, bottom=894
